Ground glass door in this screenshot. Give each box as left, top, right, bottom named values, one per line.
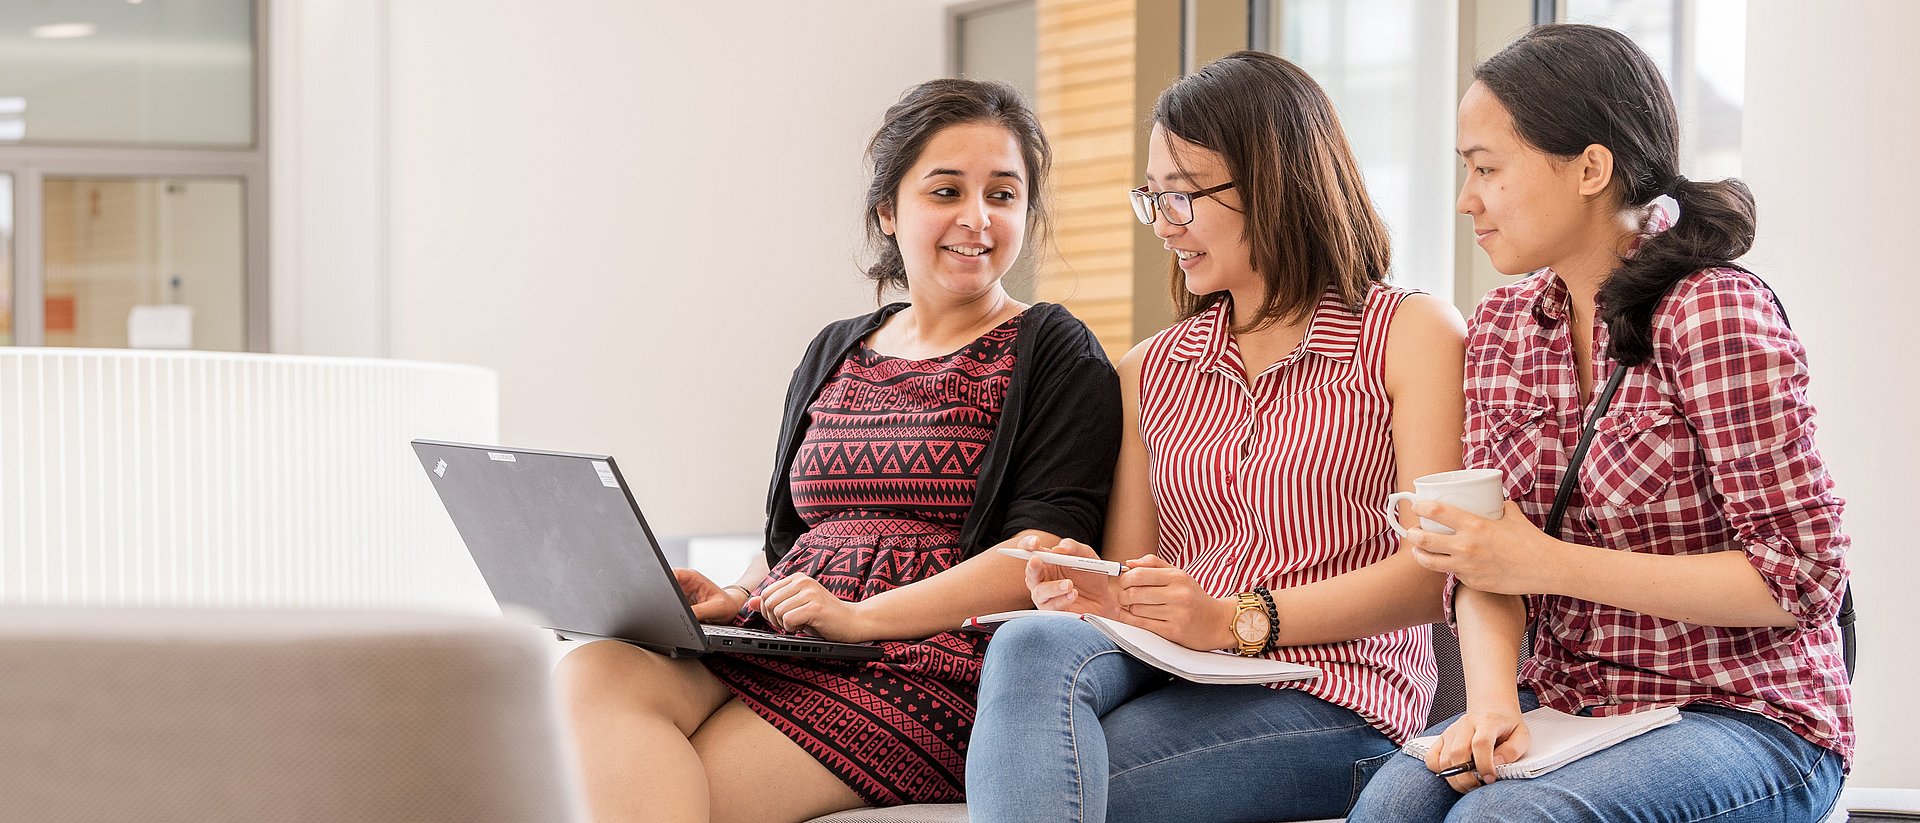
left=41, top=176, right=246, bottom=351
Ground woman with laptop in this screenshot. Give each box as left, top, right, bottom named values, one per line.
left=555, top=78, right=1121, bottom=823
left=965, top=51, right=1470, bottom=822
left=1349, top=24, right=1852, bottom=822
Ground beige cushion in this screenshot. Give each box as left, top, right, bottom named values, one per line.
left=0, top=607, right=585, bottom=823
left=809, top=805, right=971, bottom=823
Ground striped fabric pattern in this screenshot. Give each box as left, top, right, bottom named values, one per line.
left=1137, top=286, right=1436, bottom=744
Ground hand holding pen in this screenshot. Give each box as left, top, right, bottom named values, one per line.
left=1423, top=706, right=1532, bottom=794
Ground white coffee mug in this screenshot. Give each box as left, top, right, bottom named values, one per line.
left=1384, top=468, right=1505, bottom=537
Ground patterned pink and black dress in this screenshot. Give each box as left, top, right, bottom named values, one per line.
left=701, top=314, right=1020, bottom=806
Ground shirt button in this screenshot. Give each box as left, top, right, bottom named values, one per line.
left=1760, top=472, right=1777, bottom=485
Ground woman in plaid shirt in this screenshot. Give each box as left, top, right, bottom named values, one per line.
left=1351, top=24, right=1851, bottom=823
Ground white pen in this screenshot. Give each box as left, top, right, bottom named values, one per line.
left=996, top=547, right=1124, bottom=576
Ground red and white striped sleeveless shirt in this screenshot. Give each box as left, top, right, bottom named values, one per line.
left=1138, top=285, right=1436, bottom=743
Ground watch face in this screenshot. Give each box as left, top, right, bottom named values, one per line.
left=1235, top=607, right=1269, bottom=643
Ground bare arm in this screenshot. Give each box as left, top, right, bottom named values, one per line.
left=1100, top=342, right=1158, bottom=564
left=1547, top=546, right=1793, bottom=627
left=1455, top=587, right=1527, bottom=711
left=730, top=554, right=770, bottom=591
left=1265, top=293, right=1464, bottom=646
left=847, top=529, right=1059, bottom=640
left=1423, top=586, right=1533, bottom=791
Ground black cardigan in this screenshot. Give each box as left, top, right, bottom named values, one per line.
left=761, top=302, right=1122, bottom=564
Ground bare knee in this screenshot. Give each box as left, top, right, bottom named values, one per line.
left=556, top=640, right=718, bottom=734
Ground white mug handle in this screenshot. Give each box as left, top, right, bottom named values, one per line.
left=1384, top=491, right=1419, bottom=537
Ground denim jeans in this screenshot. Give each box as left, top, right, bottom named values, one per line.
left=966, top=617, right=1397, bottom=823
left=1347, top=689, right=1844, bottom=823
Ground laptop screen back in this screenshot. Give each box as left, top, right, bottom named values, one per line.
left=411, top=440, right=708, bottom=652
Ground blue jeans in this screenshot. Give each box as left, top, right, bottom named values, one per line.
left=966, top=617, right=1397, bottom=823
left=1348, top=689, right=1844, bottom=823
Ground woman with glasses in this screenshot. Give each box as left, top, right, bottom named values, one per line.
left=557, top=78, right=1121, bottom=823
left=1349, top=24, right=1850, bottom=823
left=966, top=51, right=1467, bottom=822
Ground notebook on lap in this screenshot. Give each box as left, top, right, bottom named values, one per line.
left=411, top=439, right=882, bottom=661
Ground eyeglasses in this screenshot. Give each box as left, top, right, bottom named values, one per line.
left=1129, top=182, right=1236, bottom=226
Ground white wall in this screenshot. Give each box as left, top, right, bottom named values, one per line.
left=269, top=0, right=389, bottom=358
left=375, top=1, right=950, bottom=537
left=1744, top=0, right=1920, bottom=788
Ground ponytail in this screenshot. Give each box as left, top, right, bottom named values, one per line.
left=866, top=243, right=908, bottom=300
left=1599, top=177, right=1758, bottom=365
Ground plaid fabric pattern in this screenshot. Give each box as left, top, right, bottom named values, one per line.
left=1445, top=264, right=1854, bottom=766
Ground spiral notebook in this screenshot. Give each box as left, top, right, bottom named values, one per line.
left=1401, top=705, right=1681, bottom=779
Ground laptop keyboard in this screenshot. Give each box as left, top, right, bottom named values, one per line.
left=703, top=625, right=784, bottom=639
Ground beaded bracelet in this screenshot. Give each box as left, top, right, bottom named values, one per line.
left=1252, top=585, right=1279, bottom=655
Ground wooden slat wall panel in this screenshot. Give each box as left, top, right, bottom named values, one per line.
left=1036, top=0, right=1138, bottom=359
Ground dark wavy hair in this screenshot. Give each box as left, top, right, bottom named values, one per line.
left=1153, top=50, right=1391, bottom=330
left=861, top=79, right=1052, bottom=299
left=1475, top=23, right=1757, bottom=366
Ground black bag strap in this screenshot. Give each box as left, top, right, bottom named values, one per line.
left=1544, top=365, right=1631, bottom=540
left=1541, top=279, right=1855, bottom=679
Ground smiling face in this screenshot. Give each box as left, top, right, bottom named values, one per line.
left=1144, top=124, right=1256, bottom=300
left=876, top=122, right=1028, bottom=303
left=1457, top=81, right=1623, bottom=276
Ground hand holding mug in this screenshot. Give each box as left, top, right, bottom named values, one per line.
left=1406, top=499, right=1563, bottom=595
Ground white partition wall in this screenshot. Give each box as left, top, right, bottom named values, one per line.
left=0, top=349, right=499, bottom=614
left=1745, top=0, right=1920, bottom=788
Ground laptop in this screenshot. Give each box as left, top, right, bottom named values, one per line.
left=411, top=439, right=883, bottom=660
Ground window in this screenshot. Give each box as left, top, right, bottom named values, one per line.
left=1555, top=0, right=1747, bottom=181
left=1259, top=0, right=1461, bottom=298
left=0, top=0, right=264, bottom=350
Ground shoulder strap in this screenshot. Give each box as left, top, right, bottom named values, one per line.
left=1543, top=364, right=1630, bottom=539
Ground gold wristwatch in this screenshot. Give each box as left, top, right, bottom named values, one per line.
left=1230, top=592, right=1271, bottom=657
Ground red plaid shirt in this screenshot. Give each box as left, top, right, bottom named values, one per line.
left=1445, top=264, right=1854, bottom=765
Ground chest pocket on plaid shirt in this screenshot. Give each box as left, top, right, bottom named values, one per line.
left=1466, top=401, right=1548, bottom=498
left=1583, top=408, right=1698, bottom=508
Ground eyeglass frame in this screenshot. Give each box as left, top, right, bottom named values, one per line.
left=1129, top=181, right=1237, bottom=226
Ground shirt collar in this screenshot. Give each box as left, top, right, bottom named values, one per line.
left=1166, top=286, right=1364, bottom=371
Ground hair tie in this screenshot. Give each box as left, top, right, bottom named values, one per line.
left=1666, top=174, right=1689, bottom=196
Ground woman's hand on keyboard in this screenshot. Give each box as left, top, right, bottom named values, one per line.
left=749, top=573, right=868, bottom=641
left=674, top=568, right=748, bottom=623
